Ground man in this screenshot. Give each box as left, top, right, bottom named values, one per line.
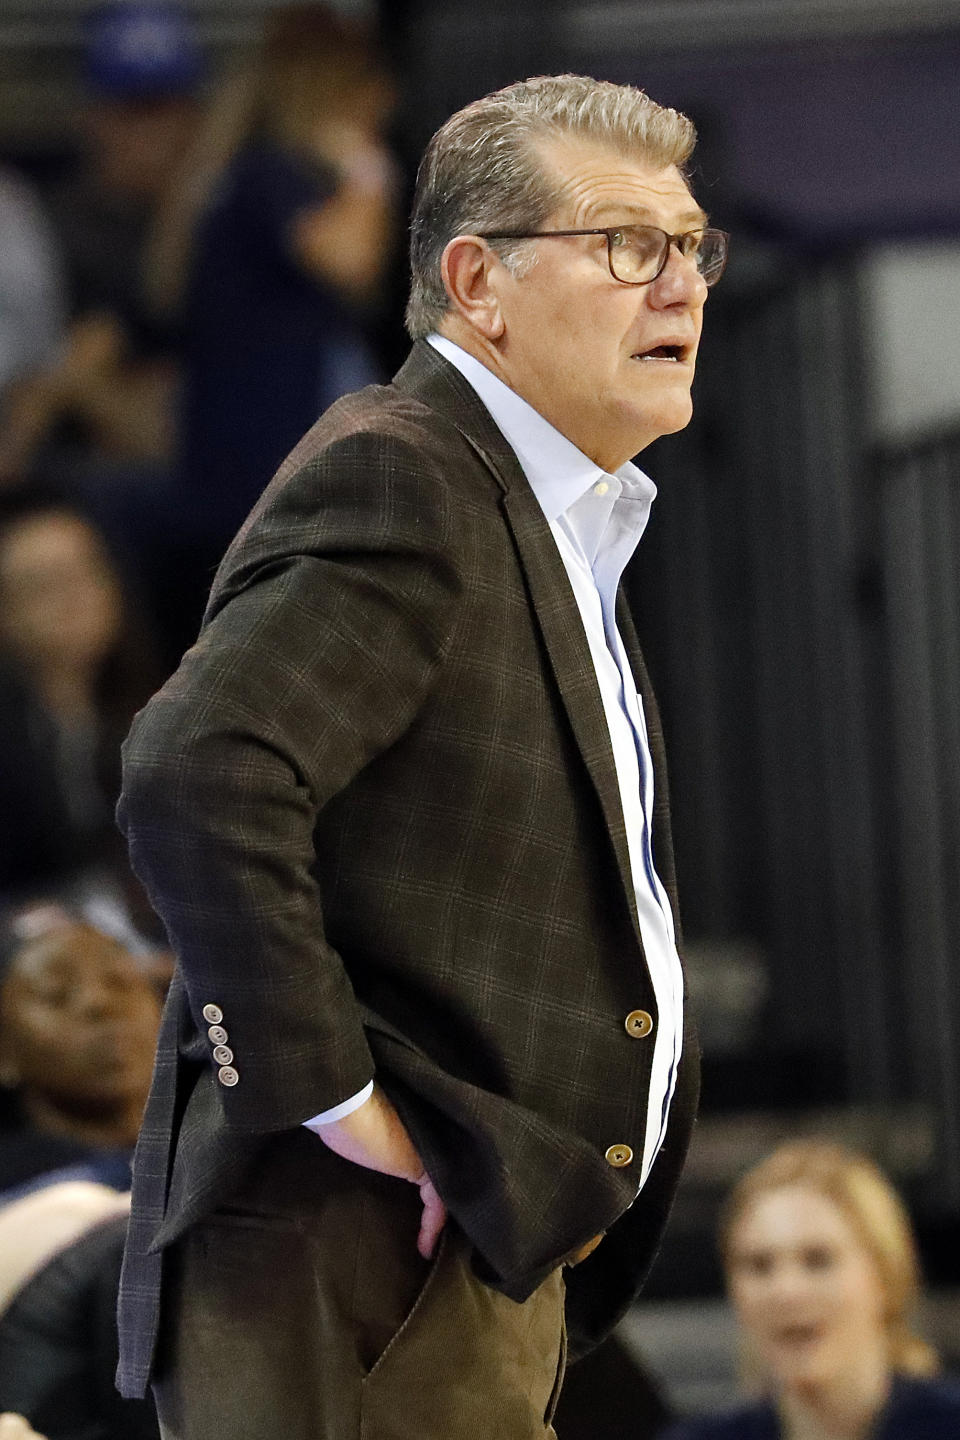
left=116, top=74, right=728, bottom=1438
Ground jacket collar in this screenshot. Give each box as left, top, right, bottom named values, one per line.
left=392, top=340, right=529, bottom=498
left=393, top=340, right=667, bottom=949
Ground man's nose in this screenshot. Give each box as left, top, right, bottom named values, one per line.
left=649, top=244, right=708, bottom=307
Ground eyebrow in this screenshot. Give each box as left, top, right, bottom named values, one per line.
left=588, top=204, right=710, bottom=229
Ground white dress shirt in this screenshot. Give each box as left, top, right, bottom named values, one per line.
left=306, top=335, right=684, bottom=1190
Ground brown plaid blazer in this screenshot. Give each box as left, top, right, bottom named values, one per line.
left=115, top=340, right=700, bottom=1398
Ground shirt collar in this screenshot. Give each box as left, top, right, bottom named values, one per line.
left=427, top=333, right=657, bottom=527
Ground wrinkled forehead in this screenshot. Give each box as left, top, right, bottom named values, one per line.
left=534, top=133, right=706, bottom=229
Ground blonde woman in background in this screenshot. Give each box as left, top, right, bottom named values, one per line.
left=661, top=1140, right=960, bottom=1440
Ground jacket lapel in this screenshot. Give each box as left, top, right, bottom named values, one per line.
left=394, top=342, right=641, bottom=937
left=616, top=593, right=682, bottom=941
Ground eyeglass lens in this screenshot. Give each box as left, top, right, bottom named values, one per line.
left=609, top=227, right=727, bottom=286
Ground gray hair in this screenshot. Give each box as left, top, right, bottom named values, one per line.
left=405, top=73, right=697, bottom=340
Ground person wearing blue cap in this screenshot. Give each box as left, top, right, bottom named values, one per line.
left=0, top=4, right=205, bottom=659
left=0, top=4, right=202, bottom=481
left=46, top=1, right=203, bottom=362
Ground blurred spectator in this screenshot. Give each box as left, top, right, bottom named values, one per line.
left=0, top=1181, right=129, bottom=1314
left=0, top=3, right=204, bottom=618
left=0, top=906, right=163, bottom=1194
left=660, top=1140, right=960, bottom=1439
left=0, top=171, right=66, bottom=406
left=0, top=1208, right=158, bottom=1440
left=58, top=1, right=202, bottom=324
left=0, top=487, right=163, bottom=923
left=148, top=2, right=397, bottom=637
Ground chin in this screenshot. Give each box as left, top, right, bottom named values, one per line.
left=768, top=1349, right=837, bottom=1394
left=626, top=395, right=694, bottom=450
left=656, top=397, right=695, bottom=437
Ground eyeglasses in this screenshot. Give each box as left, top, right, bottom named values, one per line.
left=477, top=224, right=730, bottom=287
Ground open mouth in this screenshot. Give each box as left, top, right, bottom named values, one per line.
left=774, top=1323, right=823, bottom=1347
left=632, top=344, right=686, bottom=362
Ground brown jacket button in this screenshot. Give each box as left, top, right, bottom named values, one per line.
left=605, top=1144, right=634, bottom=1167
left=625, top=1010, right=653, bottom=1038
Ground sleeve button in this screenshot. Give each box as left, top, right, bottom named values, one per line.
left=212, top=1045, right=233, bottom=1064
left=208, top=1025, right=229, bottom=1046
left=217, top=1065, right=239, bottom=1087
left=202, top=1004, right=224, bottom=1024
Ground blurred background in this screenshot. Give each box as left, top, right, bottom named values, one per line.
left=0, top=0, right=958, bottom=1432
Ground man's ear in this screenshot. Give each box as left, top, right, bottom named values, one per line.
left=440, top=235, right=506, bottom=341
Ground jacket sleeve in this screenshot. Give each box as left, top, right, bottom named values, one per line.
left=118, top=428, right=464, bottom=1134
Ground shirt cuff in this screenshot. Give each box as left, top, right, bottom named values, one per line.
left=301, top=1079, right=374, bottom=1129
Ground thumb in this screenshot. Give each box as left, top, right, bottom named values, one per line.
left=415, top=1174, right=447, bottom=1259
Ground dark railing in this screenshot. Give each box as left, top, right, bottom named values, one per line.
left=877, top=427, right=960, bottom=1204
left=630, top=255, right=960, bottom=1210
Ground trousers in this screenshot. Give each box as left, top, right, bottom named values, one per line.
left=150, top=1130, right=567, bottom=1439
